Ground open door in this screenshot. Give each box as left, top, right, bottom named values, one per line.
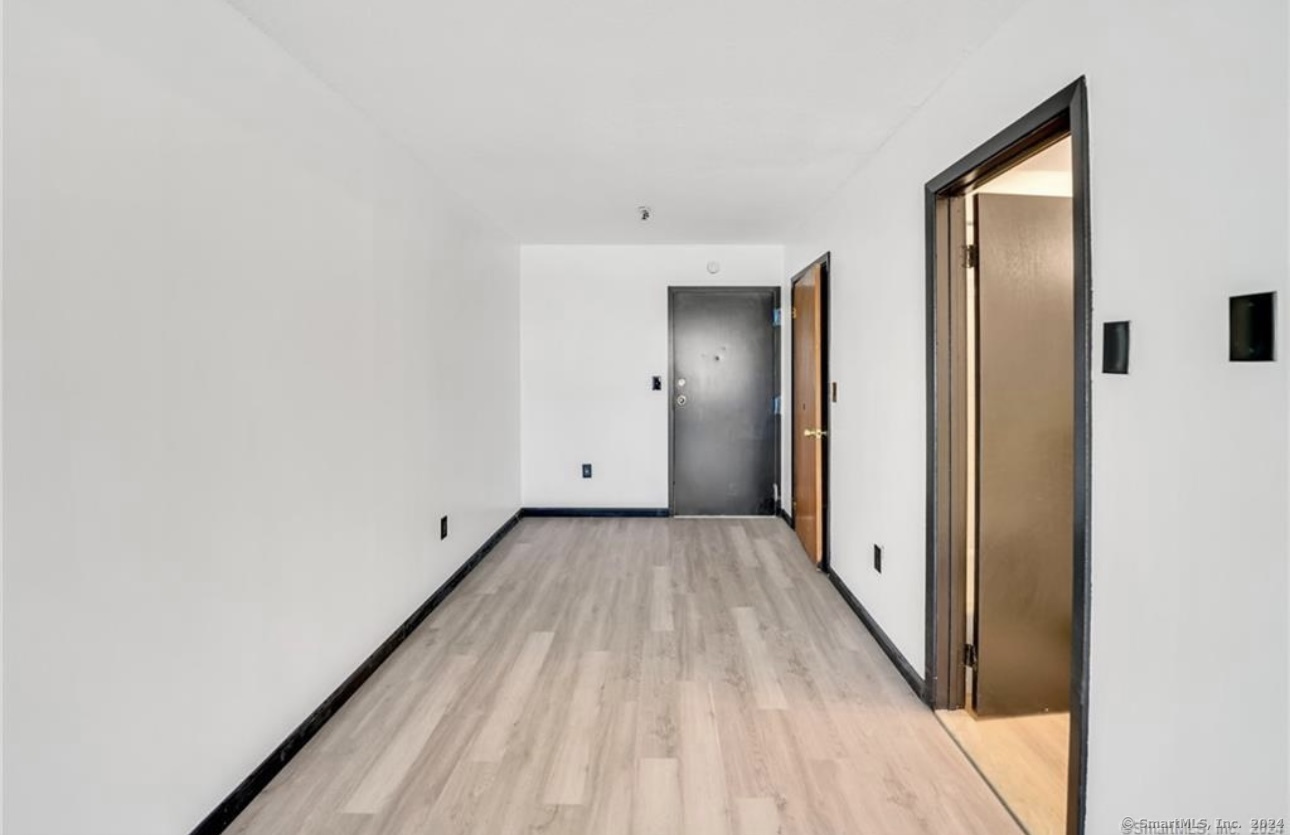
left=791, top=260, right=826, bottom=565
left=972, top=193, right=1075, bottom=716
left=926, top=81, right=1091, bottom=835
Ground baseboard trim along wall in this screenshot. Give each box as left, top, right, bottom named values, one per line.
left=189, top=510, right=523, bottom=835
left=776, top=505, right=794, bottom=527
left=520, top=507, right=670, bottom=518
left=826, top=570, right=926, bottom=701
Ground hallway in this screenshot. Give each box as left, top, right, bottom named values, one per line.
left=229, top=518, right=1019, bottom=834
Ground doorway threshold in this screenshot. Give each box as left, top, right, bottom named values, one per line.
left=935, top=709, right=1069, bottom=835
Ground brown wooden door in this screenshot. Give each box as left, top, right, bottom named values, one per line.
left=792, top=264, right=824, bottom=564
left=973, top=194, right=1074, bottom=716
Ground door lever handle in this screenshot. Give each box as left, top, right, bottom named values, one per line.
left=804, top=428, right=828, bottom=439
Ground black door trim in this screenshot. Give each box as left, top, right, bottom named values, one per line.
left=922, top=77, right=1091, bottom=835
left=667, top=286, right=783, bottom=517
left=787, top=253, right=831, bottom=571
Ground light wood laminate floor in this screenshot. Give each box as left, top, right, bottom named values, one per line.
left=938, top=709, right=1070, bottom=835
left=229, top=517, right=1020, bottom=835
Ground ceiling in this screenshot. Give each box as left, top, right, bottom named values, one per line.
left=973, top=136, right=1073, bottom=197
left=227, top=0, right=1026, bottom=243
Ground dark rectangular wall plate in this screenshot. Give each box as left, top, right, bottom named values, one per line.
left=1230, top=292, right=1276, bottom=362
left=581, top=463, right=593, bottom=478
left=1102, top=321, right=1130, bottom=374
left=873, top=544, right=883, bottom=573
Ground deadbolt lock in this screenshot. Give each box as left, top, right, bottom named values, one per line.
left=676, top=395, right=688, bottom=406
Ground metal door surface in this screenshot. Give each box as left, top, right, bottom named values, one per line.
left=670, top=288, right=779, bottom=516
left=974, top=194, right=1074, bottom=716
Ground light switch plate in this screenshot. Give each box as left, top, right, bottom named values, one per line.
left=1230, top=292, right=1276, bottom=362
left=1102, top=321, right=1130, bottom=374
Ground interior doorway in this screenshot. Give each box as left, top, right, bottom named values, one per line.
left=669, top=287, right=781, bottom=516
left=789, top=255, right=830, bottom=567
left=924, top=81, right=1091, bottom=835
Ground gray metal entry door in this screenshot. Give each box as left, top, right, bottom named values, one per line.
left=670, top=288, right=779, bottom=516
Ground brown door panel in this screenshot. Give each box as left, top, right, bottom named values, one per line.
left=973, top=194, right=1074, bottom=716
left=792, top=265, right=824, bottom=564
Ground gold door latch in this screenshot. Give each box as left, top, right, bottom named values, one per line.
left=803, top=428, right=828, bottom=439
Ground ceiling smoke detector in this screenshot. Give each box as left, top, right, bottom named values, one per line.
left=638, top=206, right=652, bottom=222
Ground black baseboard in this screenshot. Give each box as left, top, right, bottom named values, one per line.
left=776, top=505, right=794, bottom=527
left=520, top=507, right=669, bottom=518
left=827, top=570, right=925, bottom=701
left=189, top=510, right=522, bottom=835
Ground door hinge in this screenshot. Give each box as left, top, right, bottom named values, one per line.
left=791, top=306, right=798, bottom=320
left=772, top=308, right=782, bottom=327
left=791, top=498, right=797, bottom=512
left=773, top=395, right=782, bottom=415
left=963, top=643, right=978, bottom=669
left=961, top=244, right=978, bottom=269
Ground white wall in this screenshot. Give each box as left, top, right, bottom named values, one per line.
left=785, top=0, right=1288, bottom=827
left=521, top=246, right=786, bottom=509
left=2, top=1, right=520, bottom=833
left=0, top=0, right=6, bottom=828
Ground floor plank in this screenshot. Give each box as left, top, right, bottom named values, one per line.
left=228, top=517, right=1020, bottom=835
left=938, top=708, right=1069, bottom=835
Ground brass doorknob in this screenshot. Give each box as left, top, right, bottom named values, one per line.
left=804, top=428, right=828, bottom=438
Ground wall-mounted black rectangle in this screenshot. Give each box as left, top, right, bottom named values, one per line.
left=440, top=515, right=448, bottom=540
left=581, top=463, right=593, bottom=478
left=873, top=544, right=883, bottom=573
left=1102, top=321, right=1130, bottom=374
left=652, top=375, right=663, bottom=391
left=1230, top=292, right=1276, bottom=362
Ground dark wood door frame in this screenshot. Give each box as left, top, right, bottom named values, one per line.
left=923, top=78, right=1092, bottom=835
left=788, top=253, right=831, bottom=571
